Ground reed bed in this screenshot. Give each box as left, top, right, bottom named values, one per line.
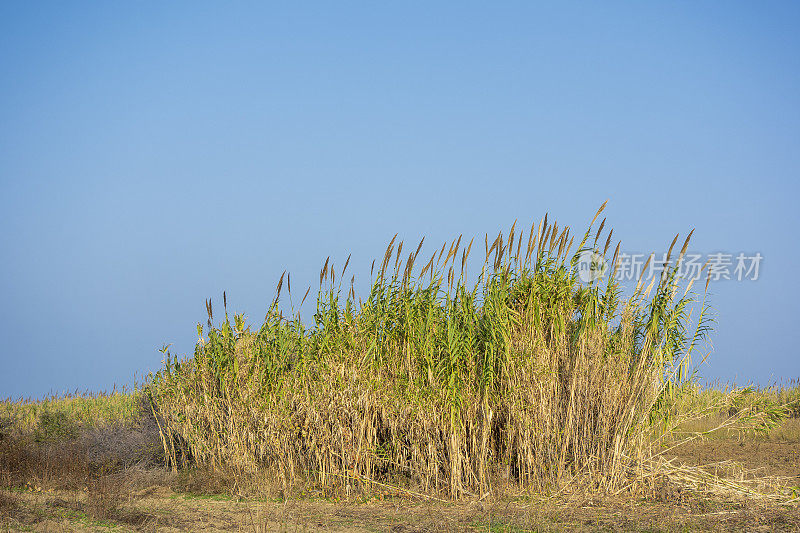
left=148, top=204, right=749, bottom=498
left=0, top=389, right=139, bottom=439
left=690, top=379, right=800, bottom=420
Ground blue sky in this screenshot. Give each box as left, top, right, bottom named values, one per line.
left=1, top=2, right=798, bottom=398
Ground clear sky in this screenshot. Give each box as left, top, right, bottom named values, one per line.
left=1, top=2, right=798, bottom=398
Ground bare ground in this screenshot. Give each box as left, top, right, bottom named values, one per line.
left=2, top=420, right=799, bottom=532
left=2, top=477, right=799, bottom=532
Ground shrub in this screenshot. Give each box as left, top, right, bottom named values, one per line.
left=34, top=409, right=78, bottom=443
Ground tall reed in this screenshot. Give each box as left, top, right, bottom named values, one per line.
left=149, top=204, right=714, bottom=497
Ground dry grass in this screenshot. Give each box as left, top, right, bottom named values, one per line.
left=1, top=480, right=798, bottom=532
left=0, top=392, right=796, bottom=530
left=0, top=403, right=166, bottom=531
left=0, top=395, right=164, bottom=507
left=85, top=471, right=127, bottom=521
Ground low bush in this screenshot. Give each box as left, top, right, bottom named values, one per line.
left=33, top=409, right=78, bottom=443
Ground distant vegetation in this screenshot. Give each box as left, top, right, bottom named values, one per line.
left=0, top=389, right=139, bottom=440
left=146, top=203, right=792, bottom=498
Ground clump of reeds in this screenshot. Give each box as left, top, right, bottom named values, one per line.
left=148, top=203, right=724, bottom=498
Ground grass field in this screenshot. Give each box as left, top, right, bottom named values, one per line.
left=2, top=207, right=799, bottom=531
left=0, top=384, right=798, bottom=531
